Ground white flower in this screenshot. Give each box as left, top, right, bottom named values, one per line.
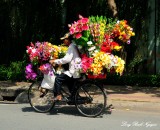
left=32, top=48, right=36, bottom=53
left=88, top=46, right=96, bottom=51
left=77, top=45, right=82, bottom=49
left=87, top=41, right=93, bottom=46
left=94, top=50, right=98, bottom=53
left=130, top=28, right=133, bottom=31
left=92, top=50, right=98, bottom=56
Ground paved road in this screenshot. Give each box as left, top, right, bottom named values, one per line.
left=0, top=103, right=159, bottom=130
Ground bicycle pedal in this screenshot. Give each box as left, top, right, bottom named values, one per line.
left=54, top=97, right=68, bottom=102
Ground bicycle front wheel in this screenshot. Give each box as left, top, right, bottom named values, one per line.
left=28, top=80, right=55, bottom=113
left=75, top=80, right=107, bottom=117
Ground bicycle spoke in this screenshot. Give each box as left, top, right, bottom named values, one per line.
left=75, top=81, right=107, bottom=117
left=28, top=81, right=55, bottom=113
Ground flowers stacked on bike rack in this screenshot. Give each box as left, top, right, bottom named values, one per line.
left=25, top=42, right=68, bottom=80
left=68, top=15, right=135, bottom=78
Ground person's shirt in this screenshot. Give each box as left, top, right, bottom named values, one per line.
left=54, top=41, right=81, bottom=78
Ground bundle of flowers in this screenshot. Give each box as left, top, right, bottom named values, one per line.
left=68, top=15, right=135, bottom=78
left=25, top=42, right=68, bottom=80
left=25, top=15, right=135, bottom=80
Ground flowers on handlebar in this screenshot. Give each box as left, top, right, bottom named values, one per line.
left=39, top=63, right=54, bottom=76
left=25, top=42, right=68, bottom=80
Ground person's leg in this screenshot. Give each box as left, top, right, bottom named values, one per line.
left=54, top=73, right=70, bottom=99
left=66, top=78, right=79, bottom=98
left=66, top=77, right=74, bottom=93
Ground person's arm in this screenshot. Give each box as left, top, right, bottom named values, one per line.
left=53, top=45, right=74, bottom=65
left=54, top=53, right=73, bottom=65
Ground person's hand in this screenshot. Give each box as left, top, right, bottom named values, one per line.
left=58, top=64, right=62, bottom=67
left=49, top=59, right=56, bottom=66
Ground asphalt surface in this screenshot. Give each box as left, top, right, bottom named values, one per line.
left=0, top=103, right=160, bottom=130
left=0, top=81, right=160, bottom=113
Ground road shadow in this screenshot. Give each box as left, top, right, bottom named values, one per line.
left=21, top=104, right=111, bottom=118
left=21, top=106, right=36, bottom=112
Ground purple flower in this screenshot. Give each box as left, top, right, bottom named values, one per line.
left=25, top=64, right=37, bottom=80
left=39, top=63, right=54, bottom=76
left=25, top=64, right=33, bottom=73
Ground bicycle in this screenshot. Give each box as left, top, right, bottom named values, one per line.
left=28, top=75, right=107, bottom=117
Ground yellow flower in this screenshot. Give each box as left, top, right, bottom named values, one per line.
left=114, top=56, right=125, bottom=75
left=132, top=32, right=135, bottom=36
left=49, top=45, right=68, bottom=59
left=113, top=46, right=122, bottom=51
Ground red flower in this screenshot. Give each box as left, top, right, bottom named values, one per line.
left=113, top=30, right=120, bottom=37
left=80, top=54, right=87, bottom=58
left=110, top=41, right=119, bottom=48
left=104, top=34, right=110, bottom=40
left=122, top=34, right=127, bottom=40
left=100, top=42, right=111, bottom=53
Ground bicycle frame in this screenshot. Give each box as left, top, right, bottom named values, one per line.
left=28, top=74, right=107, bottom=117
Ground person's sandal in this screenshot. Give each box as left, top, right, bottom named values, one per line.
left=52, top=95, right=62, bottom=102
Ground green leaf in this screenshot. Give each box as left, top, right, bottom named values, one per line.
left=81, top=36, right=88, bottom=42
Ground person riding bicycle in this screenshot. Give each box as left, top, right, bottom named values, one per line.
left=49, top=33, right=81, bottom=101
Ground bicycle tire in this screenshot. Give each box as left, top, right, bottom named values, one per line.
left=75, top=80, right=107, bottom=117
left=28, top=80, right=55, bottom=113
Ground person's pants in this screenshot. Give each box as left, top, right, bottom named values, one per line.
left=54, top=73, right=74, bottom=96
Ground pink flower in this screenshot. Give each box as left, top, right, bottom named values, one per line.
left=82, top=24, right=89, bottom=31
left=81, top=18, right=89, bottom=24
left=69, top=27, right=75, bottom=34
left=68, top=15, right=89, bottom=36
left=81, top=55, right=93, bottom=72
left=75, top=33, right=82, bottom=39
left=39, top=63, right=53, bottom=75
left=75, top=26, right=81, bottom=33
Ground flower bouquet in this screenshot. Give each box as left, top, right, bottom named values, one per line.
left=25, top=41, right=68, bottom=80
left=68, top=15, right=135, bottom=78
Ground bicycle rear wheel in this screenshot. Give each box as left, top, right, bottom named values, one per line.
left=75, top=80, right=107, bottom=117
left=28, top=80, right=55, bottom=113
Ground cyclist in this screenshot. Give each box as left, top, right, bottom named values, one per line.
left=49, top=33, right=81, bottom=101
